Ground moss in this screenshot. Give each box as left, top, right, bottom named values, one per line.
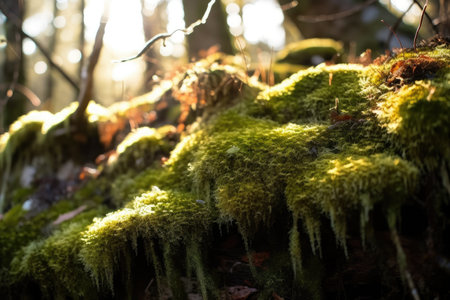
left=0, top=102, right=104, bottom=212
left=106, top=126, right=173, bottom=175
left=251, top=64, right=370, bottom=123
left=9, top=208, right=107, bottom=298
left=376, top=75, right=450, bottom=170
left=276, top=38, right=344, bottom=65
left=80, top=187, right=211, bottom=290
left=170, top=111, right=327, bottom=232
left=287, top=152, right=419, bottom=256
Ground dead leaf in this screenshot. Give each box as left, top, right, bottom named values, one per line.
left=53, top=205, right=87, bottom=225
left=227, top=285, right=257, bottom=300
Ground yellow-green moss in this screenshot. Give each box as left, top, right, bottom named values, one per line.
left=105, top=126, right=173, bottom=175
left=376, top=75, right=450, bottom=170
left=287, top=152, right=419, bottom=257
left=80, top=187, right=211, bottom=290
left=276, top=38, right=343, bottom=65
left=167, top=111, right=328, bottom=233
left=9, top=208, right=107, bottom=298
left=251, top=64, right=369, bottom=123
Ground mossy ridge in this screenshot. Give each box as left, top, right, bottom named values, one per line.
left=286, top=152, right=419, bottom=260
left=166, top=110, right=327, bottom=232
left=251, top=64, right=369, bottom=123
left=8, top=208, right=107, bottom=299
left=0, top=102, right=103, bottom=213
left=276, top=38, right=344, bottom=65
left=80, top=187, right=211, bottom=291
left=0, top=199, right=77, bottom=273
left=376, top=74, right=450, bottom=171
left=105, top=126, right=175, bottom=176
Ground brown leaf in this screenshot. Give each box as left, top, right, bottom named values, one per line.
left=52, top=205, right=87, bottom=225
left=227, top=286, right=257, bottom=300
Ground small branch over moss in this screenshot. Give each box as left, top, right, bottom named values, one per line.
left=115, top=0, right=216, bottom=63
left=414, top=0, right=429, bottom=51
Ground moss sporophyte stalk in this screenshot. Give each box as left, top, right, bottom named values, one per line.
left=0, top=46, right=448, bottom=298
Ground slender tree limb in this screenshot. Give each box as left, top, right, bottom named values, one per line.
left=296, top=0, right=377, bottom=23
left=0, top=83, right=41, bottom=106
left=414, top=0, right=429, bottom=50
left=413, top=0, right=439, bottom=35
left=115, top=0, right=216, bottom=63
left=387, top=2, right=414, bottom=47
left=72, top=0, right=110, bottom=124
left=0, top=3, right=79, bottom=92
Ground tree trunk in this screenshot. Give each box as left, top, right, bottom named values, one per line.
left=0, top=0, right=26, bottom=131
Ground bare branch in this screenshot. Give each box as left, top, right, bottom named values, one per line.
left=414, top=0, right=429, bottom=50
left=0, top=3, right=79, bottom=92
left=297, top=0, right=377, bottom=23
left=413, top=0, right=439, bottom=35
left=387, top=2, right=414, bottom=47
left=280, top=0, right=299, bottom=11
left=0, top=83, right=41, bottom=106
left=115, top=0, right=216, bottom=63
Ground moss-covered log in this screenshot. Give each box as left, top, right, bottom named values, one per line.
left=0, top=44, right=449, bottom=299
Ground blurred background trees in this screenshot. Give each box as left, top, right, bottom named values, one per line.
left=0, top=0, right=447, bottom=132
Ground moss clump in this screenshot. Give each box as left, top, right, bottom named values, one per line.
left=106, top=126, right=174, bottom=174
left=167, top=111, right=327, bottom=232
left=9, top=208, right=107, bottom=298
left=80, top=187, right=211, bottom=290
left=0, top=102, right=103, bottom=212
left=376, top=75, right=450, bottom=170
left=251, top=64, right=369, bottom=123
left=287, top=152, right=419, bottom=257
left=276, top=38, right=343, bottom=66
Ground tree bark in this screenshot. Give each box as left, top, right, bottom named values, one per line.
left=0, top=0, right=25, bottom=131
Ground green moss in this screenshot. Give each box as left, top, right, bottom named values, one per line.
left=80, top=187, right=211, bottom=290
left=287, top=152, right=419, bottom=256
left=376, top=76, right=450, bottom=170
left=170, top=111, right=327, bottom=232
left=106, top=126, right=173, bottom=175
left=0, top=200, right=75, bottom=271
left=9, top=208, right=106, bottom=298
left=276, top=38, right=343, bottom=65
left=251, top=64, right=369, bottom=123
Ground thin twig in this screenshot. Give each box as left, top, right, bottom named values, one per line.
left=414, top=0, right=429, bottom=50
left=280, top=0, right=298, bottom=11
left=115, top=0, right=216, bottom=63
left=387, top=2, right=414, bottom=47
left=297, top=0, right=377, bottom=23
left=72, top=0, right=110, bottom=123
left=381, top=19, right=404, bottom=49
left=0, top=3, right=79, bottom=92
left=390, top=223, right=421, bottom=300
left=413, top=0, right=439, bottom=35
left=0, top=83, right=41, bottom=106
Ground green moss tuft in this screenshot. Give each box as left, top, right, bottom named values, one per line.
left=287, top=152, right=419, bottom=255
left=80, top=187, right=211, bottom=290
left=276, top=38, right=343, bottom=65
left=376, top=76, right=450, bottom=170
left=9, top=208, right=106, bottom=298
left=180, top=111, right=327, bottom=232
left=106, top=126, right=173, bottom=175
left=251, top=64, right=369, bottom=123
